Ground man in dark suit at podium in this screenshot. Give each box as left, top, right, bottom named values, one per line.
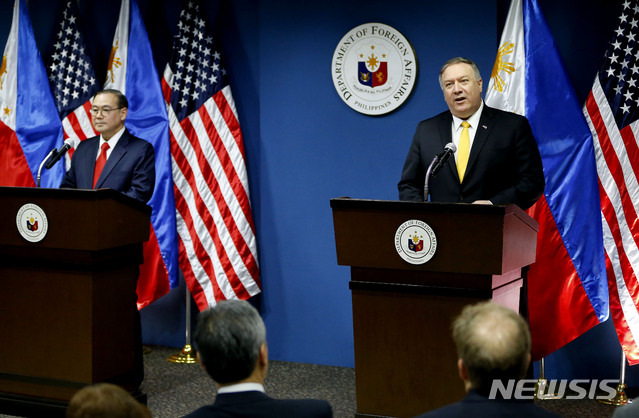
left=60, top=89, right=155, bottom=204
left=398, top=57, right=544, bottom=210
left=60, top=89, right=154, bottom=389
left=414, top=302, right=558, bottom=417
left=185, top=300, right=333, bottom=418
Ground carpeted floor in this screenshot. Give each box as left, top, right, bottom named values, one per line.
left=0, top=345, right=629, bottom=417
left=144, top=346, right=357, bottom=418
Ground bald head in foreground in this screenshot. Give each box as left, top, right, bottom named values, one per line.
left=414, top=301, right=559, bottom=417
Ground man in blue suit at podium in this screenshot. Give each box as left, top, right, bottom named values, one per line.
left=60, top=89, right=154, bottom=389
left=60, top=89, right=155, bottom=204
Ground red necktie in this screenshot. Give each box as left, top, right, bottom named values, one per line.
left=93, top=142, right=110, bottom=188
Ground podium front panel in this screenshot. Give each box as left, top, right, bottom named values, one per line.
left=331, top=198, right=538, bottom=418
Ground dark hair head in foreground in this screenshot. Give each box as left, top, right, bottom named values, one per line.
left=195, top=299, right=267, bottom=384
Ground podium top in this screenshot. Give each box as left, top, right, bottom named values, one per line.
left=0, top=186, right=151, bottom=212
left=330, top=197, right=538, bottom=229
left=331, top=197, right=539, bottom=275
left=0, top=186, right=151, bottom=251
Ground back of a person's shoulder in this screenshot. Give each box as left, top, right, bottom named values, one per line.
left=413, top=400, right=559, bottom=418
left=269, top=398, right=333, bottom=417
left=183, top=397, right=332, bottom=418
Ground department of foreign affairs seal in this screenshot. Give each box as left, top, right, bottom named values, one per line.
left=16, top=203, right=48, bottom=243
left=395, top=219, right=437, bottom=265
left=331, top=22, right=417, bottom=116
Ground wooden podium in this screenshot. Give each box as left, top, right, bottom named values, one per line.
left=330, top=198, right=538, bottom=418
left=0, top=186, right=151, bottom=416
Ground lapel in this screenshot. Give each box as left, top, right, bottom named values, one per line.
left=437, top=112, right=458, bottom=180
left=94, top=130, right=129, bottom=188
left=465, top=105, right=495, bottom=180
left=79, top=137, right=100, bottom=189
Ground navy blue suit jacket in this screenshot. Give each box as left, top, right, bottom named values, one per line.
left=413, top=390, right=559, bottom=418
left=398, top=104, right=544, bottom=210
left=183, top=391, right=333, bottom=418
left=60, top=129, right=155, bottom=204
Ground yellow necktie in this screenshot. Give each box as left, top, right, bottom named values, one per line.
left=457, top=121, right=470, bottom=183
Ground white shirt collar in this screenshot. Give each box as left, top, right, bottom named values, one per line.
left=97, top=126, right=125, bottom=159
left=452, top=100, right=484, bottom=130
left=99, top=126, right=126, bottom=148
left=217, top=382, right=265, bottom=394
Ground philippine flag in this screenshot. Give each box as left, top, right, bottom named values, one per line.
left=485, top=0, right=608, bottom=360
left=105, top=0, right=179, bottom=308
left=0, top=0, right=64, bottom=188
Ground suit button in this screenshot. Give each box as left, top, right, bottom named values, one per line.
left=459, top=194, right=464, bottom=201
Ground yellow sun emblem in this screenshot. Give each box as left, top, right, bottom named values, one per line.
left=366, top=54, right=379, bottom=71
left=490, top=42, right=516, bottom=93
left=106, top=40, right=122, bottom=83
left=0, top=55, right=7, bottom=90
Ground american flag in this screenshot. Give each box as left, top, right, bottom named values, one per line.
left=161, top=0, right=261, bottom=310
left=47, top=0, right=99, bottom=166
left=584, top=0, right=639, bottom=364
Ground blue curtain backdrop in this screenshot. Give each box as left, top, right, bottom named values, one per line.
left=5, top=0, right=627, bottom=385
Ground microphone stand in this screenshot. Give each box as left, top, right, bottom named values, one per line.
left=36, top=148, right=56, bottom=188
left=424, top=155, right=439, bottom=202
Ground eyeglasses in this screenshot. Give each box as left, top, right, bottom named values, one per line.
left=90, top=107, right=123, bottom=116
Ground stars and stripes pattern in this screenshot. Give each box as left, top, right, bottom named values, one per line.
left=584, top=0, right=639, bottom=364
left=162, top=0, right=260, bottom=310
left=47, top=0, right=99, bottom=166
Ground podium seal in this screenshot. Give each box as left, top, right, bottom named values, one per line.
left=394, top=219, right=437, bottom=265
left=16, top=203, right=48, bottom=243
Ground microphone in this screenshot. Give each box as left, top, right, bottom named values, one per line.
left=45, top=137, right=80, bottom=170
left=430, top=142, right=457, bottom=178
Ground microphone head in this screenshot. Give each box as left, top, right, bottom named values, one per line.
left=64, top=137, right=81, bottom=148
left=444, top=142, right=456, bottom=152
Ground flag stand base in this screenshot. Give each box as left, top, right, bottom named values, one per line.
left=535, top=358, right=559, bottom=400
left=167, top=288, right=198, bottom=364
left=534, top=378, right=560, bottom=400
left=599, top=353, right=629, bottom=405
left=598, top=383, right=628, bottom=406
left=167, top=344, right=198, bottom=364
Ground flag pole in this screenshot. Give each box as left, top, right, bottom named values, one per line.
left=535, top=357, right=559, bottom=400
left=599, top=352, right=628, bottom=405
left=167, top=286, right=198, bottom=364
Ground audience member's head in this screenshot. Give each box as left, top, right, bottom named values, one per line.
left=452, top=301, right=531, bottom=396
left=66, top=383, right=151, bottom=418
left=194, top=300, right=267, bottom=386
